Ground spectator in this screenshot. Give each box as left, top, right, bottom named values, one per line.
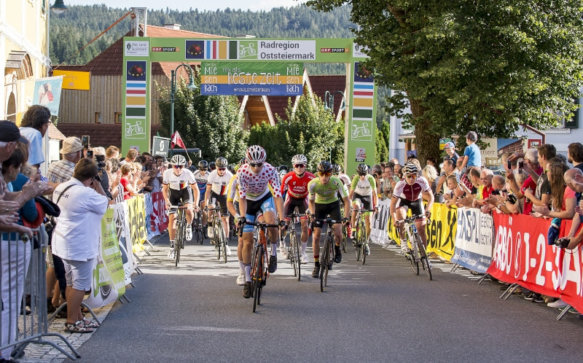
left=443, top=142, right=459, bottom=165
left=46, top=136, right=84, bottom=312
left=422, top=165, right=439, bottom=196
left=436, top=158, right=459, bottom=196
left=52, top=158, right=108, bottom=333
left=119, top=164, right=138, bottom=200
left=567, top=142, right=583, bottom=173
left=533, top=160, right=575, bottom=220
left=460, top=131, right=481, bottom=170
left=523, top=144, right=555, bottom=209
left=390, top=158, right=401, bottom=177
left=92, top=147, right=112, bottom=200
left=19, top=105, right=51, bottom=170
left=506, top=149, right=542, bottom=215
left=105, top=145, right=120, bottom=161
left=481, top=169, right=494, bottom=198
left=444, top=174, right=464, bottom=207
left=108, top=159, right=124, bottom=204
left=426, top=157, right=437, bottom=168
left=120, top=148, right=138, bottom=166
left=562, top=168, right=583, bottom=249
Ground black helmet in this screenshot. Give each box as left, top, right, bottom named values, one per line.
left=198, top=160, right=208, bottom=170
left=216, top=157, right=228, bottom=168
left=332, top=164, right=341, bottom=174
left=356, top=163, right=368, bottom=175
left=317, top=160, right=333, bottom=173
left=209, top=161, right=216, bottom=171
left=278, top=165, right=289, bottom=173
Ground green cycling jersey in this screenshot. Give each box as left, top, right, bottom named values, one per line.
left=308, top=176, right=347, bottom=204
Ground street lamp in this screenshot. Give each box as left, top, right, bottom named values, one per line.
left=170, top=63, right=197, bottom=137
left=324, top=90, right=346, bottom=113
left=51, top=0, right=67, bottom=15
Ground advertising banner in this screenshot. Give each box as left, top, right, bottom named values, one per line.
left=52, top=70, right=90, bottom=91
left=370, top=199, right=391, bottom=245
left=200, top=61, right=304, bottom=96
left=85, top=209, right=126, bottom=308
left=487, top=213, right=583, bottom=313
left=451, top=207, right=494, bottom=273
left=426, top=203, right=457, bottom=260
left=32, top=76, right=64, bottom=116
left=148, top=191, right=168, bottom=237
left=126, top=195, right=148, bottom=253
left=112, top=203, right=135, bottom=285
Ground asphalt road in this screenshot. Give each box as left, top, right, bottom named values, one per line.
left=67, top=233, right=583, bottom=363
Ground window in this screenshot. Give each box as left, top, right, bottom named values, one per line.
left=95, top=112, right=102, bottom=124
left=114, top=112, right=122, bottom=124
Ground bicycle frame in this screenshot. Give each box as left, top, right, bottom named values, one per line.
left=168, top=204, right=189, bottom=267
left=354, top=207, right=374, bottom=264
left=313, top=217, right=343, bottom=292
left=207, top=205, right=228, bottom=263
left=401, top=215, right=432, bottom=280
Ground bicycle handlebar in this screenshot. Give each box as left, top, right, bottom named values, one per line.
left=402, top=215, right=430, bottom=224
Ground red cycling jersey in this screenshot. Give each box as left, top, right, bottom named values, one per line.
left=280, top=171, right=315, bottom=199
left=393, top=177, right=431, bottom=201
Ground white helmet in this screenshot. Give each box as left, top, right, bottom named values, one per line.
left=170, top=154, right=187, bottom=166
left=291, top=154, right=307, bottom=165
left=245, top=145, right=266, bottom=164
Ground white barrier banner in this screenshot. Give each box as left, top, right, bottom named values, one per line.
left=370, top=199, right=391, bottom=245
left=451, top=207, right=494, bottom=273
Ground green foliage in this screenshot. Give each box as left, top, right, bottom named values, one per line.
left=307, top=0, right=583, bottom=165
left=158, top=79, right=248, bottom=163
left=375, top=127, right=388, bottom=163
left=248, top=96, right=344, bottom=170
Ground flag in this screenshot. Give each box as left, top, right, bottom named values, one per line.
left=170, top=131, right=186, bottom=150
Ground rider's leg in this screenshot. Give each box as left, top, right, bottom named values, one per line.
left=333, top=223, right=343, bottom=247
left=365, top=212, right=372, bottom=239
left=168, top=213, right=176, bottom=242
left=242, top=231, right=253, bottom=282
left=312, top=227, right=321, bottom=261
left=221, top=215, right=230, bottom=240
left=185, top=206, right=194, bottom=225
left=350, top=207, right=357, bottom=238
left=415, top=218, right=428, bottom=255
left=300, top=218, right=309, bottom=249
left=263, top=210, right=278, bottom=256
left=395, top=208, right=408, bottom=252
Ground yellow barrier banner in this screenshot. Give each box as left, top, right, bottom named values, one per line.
left=127, top=195, right=148, bottom=253
left=425, top=203, right=457, bottom=260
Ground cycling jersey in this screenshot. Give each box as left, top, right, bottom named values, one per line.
left=308, top=176, right=347, bottom=204
left=237, top=162, right=282, bottom=201
left=193, top=170, right=209, bottom=195
left=338, top=173, right=351, bottom=186
left=350, top=174, right=376, bottom=197
left=163, top=168, right=196, bottom=191
left=207, top=169, right=233, bottom=196
left=226, top=174, right=239, bottom=203
left=393, top=177, right=431, bottom=201
left=280, top=171, right=315, bottom=199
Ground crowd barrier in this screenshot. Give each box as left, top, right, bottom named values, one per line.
left=370, top=199, right=583, bottom=314
left=1, top=228, right=79, bottom=360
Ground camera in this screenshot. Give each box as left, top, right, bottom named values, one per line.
left=95, top=154, right=106, bottom=169
left=518, top=160, right=524, bottom=169
left=555, top=238, right=570, bottom=249
left=87, top=150, right=93, bottom=158
left=506, top=194, right=517, bottom=205
left=507, top=160, right=512, bottom=169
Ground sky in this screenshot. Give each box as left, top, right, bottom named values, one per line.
left=66, top=0, right=307, bottom=12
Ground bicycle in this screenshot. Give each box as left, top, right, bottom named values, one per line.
left=192, top=210, right=204, bottom=245
left=353, top=207, right=374, bottom=265
left=283, top=212, right=303, bottom=281
left=168, top=204, right=188, bottom=267
left=313, top=217, right=346, bottom=292
left=241, top=221, right=279, bottom=312
left=400, top=215, right=432, bottom=280
left=207, top=204, right=228, bottom=264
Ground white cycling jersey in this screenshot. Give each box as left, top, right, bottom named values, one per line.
left=163, top=168, right=196, bottom=191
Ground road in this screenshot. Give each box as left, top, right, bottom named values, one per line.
left=67, top=233, right=583, bottom=362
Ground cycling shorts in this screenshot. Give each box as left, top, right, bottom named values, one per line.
left=284, top=196, right=308, bottom=217
left=210, top=192, right=228, bottom=215
left=396, top=197, right=424, bottom=217
left=243, top=193, right=276, bottom=233
left=313, top=200, right=341, bottom=228
left=352, top=193, right=371, bottom=210
left=169, top=188, right=192, bottom=207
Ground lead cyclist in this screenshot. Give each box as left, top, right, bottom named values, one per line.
left=389, top=162, right=434, bottom=255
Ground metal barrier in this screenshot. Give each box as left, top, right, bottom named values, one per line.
left=1, top=227, right=80, bottom=360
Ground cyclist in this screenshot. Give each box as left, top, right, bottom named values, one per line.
left=237, top=145, right=285, bottom=298
left=162, top=154, right=200, bottom=257
left=280, top=154, right=315, bottom=263
left=227, top=161, right=245, bottom=286
left=307, top=161, right=351, bottom=278
left=349, top=163, right=378, bottom=255
left=193, top=160, right=210, bottom=233
left=205, top=157, right=233, bottom=247
left=390, top=162, right=434, bottom=255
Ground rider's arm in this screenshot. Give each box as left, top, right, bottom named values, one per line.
left=204, top=184, right=212, bottom=205
left=343, top=196, right=351, bottom=219
left=389, top=195, right=399, bottom=220
left=227, top=200, right=239, bottom=218
left=191, top=183, right=200, bottom=206
left=369, top=175, right=378, bottom=209
left=274, top=196, right=285, bottom=221
left=238, top=197, right=247, bottom=217
left=423, top=189, right=434, bottom=212
left=162, top=184, right=170, bottom=207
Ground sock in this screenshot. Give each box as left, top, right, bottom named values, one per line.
left=239, top=261, right=245, bottom=271
left=301, top=242, right=307, bottom=253
left=170, top=239, right=175, bottom=247
left=271, top=244, right=277, bottom=257
left=314, top=256, right=319, bottom=263
left=244, top=264, right=251, bottom=282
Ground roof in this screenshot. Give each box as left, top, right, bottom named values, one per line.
left=48, top=123, right=66, bottom=140
left=54, top=25, right=223, bottom=76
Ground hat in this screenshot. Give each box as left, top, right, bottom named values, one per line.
left=0, top=120, right=27, bottom=143
left=444, top=142, right=455, bottom=149
left=60, top=137, right=83, bottom=154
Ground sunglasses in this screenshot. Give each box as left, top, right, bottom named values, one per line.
left=318, top=171, right=331, bottom=177
left=173, top=165, right=183, bottom=169
left=250, top=163, right=263, bottom=168
left=405, top=174, right=417, bottom=179
left=294, top=164, right=305, bottom=168
left=218, top=167, right=226, bottom=171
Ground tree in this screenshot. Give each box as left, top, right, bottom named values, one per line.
left=248, top=95, right=344, bottom=169
left=307, top=1, right=583, bottom=165
left=158, top=79, right=248, bottom=163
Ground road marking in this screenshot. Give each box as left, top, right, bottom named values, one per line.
left=164, top=326, right=261, bottom=333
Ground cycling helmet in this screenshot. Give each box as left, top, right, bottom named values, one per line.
left=170, top=154, right=186, bottom=166
left=216, top=157, right=228, bottom=168
left=278, top=165, right=289, bottom=173
left=245, top=145, right=266, bottom=164
left=317, top=160, right=333, bottom=173
left=291, top=154, right=307, bottom=165
left=332, top=164, right=341, bottom=174
left=403, top=162, right=419, bottom=175
left=209, top=161, right=216, bottom=171
left=198, top=160, right=208, bottom=170
left=356, top=163, right=368, bottom=175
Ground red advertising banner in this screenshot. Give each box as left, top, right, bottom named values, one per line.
left=149, top=192, right=168, bottom=234
left=487, top=213, right=583, bottom=313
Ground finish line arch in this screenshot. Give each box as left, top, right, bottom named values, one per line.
left=121, top=36, right=377, bottom=173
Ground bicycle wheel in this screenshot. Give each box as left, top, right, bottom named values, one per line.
left=341, top=225, right=347, bottom=253
left=294, top=231, right=301, bottom=281
left=412, top=235, right=421, bottom=276
left=252, top=245, right=263, bottom=313
left=175, top=211, right=184, bottom=267
left=361, top=242, right=367, bottom=265
left=355, top=219, right=365, bottom=261
left=289, top=231, right=298, bottom=277
left=214, top=221, right=222, bottom=261
left=219, top=225, right=228, bottom=264
left=418, top=239, right=432, bottom=280
left=320, top=235, right=331, bottom=292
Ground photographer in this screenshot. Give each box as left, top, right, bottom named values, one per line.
left=91, top=147, right=112, bottom=200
